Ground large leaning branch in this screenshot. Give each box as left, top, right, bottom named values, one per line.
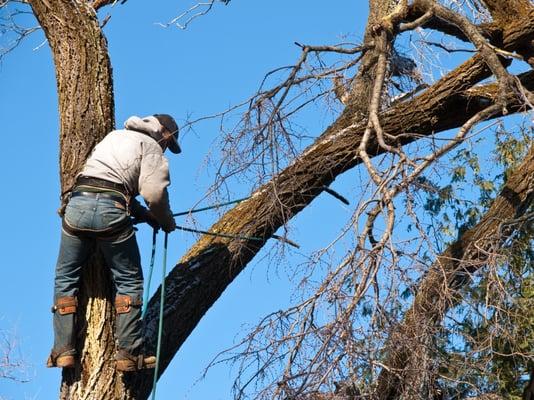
left=137, top=52, right=534, bottom=400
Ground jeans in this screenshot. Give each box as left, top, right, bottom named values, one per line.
left=52, top=193, right=144, bottom=356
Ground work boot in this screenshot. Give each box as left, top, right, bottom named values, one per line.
left=46, top=349, right=76, bottom=368
left=115, top=349, right=156, bottom=372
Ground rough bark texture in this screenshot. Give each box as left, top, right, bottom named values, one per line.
left=28, top=0, right=114, bottom=193
left=347, top=0, right=401, bottom=116
left=482, top=0, right=533, bottom=23
left=27, top=1, right=122, bottom=399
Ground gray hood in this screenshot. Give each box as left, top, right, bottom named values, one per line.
left=124, top=115, right=165, bottom=144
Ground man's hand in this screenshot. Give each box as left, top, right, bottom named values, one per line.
left=144, top=211, right=161, bottom=231
left=162, top=218, right=176, bottom=233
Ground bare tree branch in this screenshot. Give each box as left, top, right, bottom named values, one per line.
left=374, top=145, right=534, bottom=399
left=0, top=0, right=39, bottom=60
left=157, top=0, right=231, bottom=30
left=138, top=58, right=534, bottom=397
left=91, top=0, right=127, bottom=12
left=0, top=326, right=30, bottom=383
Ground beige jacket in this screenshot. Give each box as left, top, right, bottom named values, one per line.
left=80, top=116, right=176, bottom=231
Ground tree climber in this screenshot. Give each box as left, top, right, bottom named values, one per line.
left=47, top=114, right=180, bottom=371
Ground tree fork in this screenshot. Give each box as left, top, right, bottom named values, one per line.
left=346, top=0, right=403, bottom=116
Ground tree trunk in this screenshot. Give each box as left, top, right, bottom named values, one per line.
left=482, top=0, right=533, bottom=23
left=374, top=145, right=534, bottom=399
left=28, top=0, right=114, bottom=193
left=27, top=1, right=123, bottom=399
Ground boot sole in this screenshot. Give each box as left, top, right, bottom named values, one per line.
left=47, top=355, right=75, bottom=368
left=116, top=357, right=157, bottom=372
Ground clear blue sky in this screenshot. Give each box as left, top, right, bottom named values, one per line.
left=0, top=1, right=367, bottom=399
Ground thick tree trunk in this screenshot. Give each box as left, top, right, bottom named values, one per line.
left=28, top=0, right=114, bottom=193
left=27, top=1, right=122, bottom=399
left=374, top=145, right=534, bottom=400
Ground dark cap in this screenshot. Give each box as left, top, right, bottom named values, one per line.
left=153, top=114, right=181, bottom=154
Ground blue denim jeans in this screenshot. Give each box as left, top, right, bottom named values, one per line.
left=52, top=193, right=144, bottom=356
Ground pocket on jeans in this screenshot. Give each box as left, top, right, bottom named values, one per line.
left=101, top=208, right=128, bottom=227
left=64, top=206, right=87, bottom=229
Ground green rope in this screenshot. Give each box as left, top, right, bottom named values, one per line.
left=140, top=195, right=302, bottom=400
left=175, top=224, right=263, bottom=241
left=174, top=225, right=300, bottom=248
left=172, top=197, right=249, bottom=217
left=151, top=232, right=168, bottom=400
left=142, top=229, right=158, bottom=318
left=171, top=197, right=299, bottom=247
left=143, top=197, right=248, bottom=317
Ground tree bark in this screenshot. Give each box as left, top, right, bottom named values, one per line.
left=28, top=0, right=114, bottom=193
left=346, top=0, right=403, bottom=116
left=373, top=146, right=534, bottom=400
left=27, top=1, right=123, bottom=399
left=482, top=0, right=533, bottom=23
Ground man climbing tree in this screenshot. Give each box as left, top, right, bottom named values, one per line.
left=48, top=114, right=180, bottom=371
left=2, top=0, right=533, bottom=399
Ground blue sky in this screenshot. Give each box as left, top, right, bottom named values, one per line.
left=0, top=1, right=368, bottom=399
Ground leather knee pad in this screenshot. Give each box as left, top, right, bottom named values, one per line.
left=52, top=296, right=78, bottom=315
left=115, top=295, right=142, bottom=314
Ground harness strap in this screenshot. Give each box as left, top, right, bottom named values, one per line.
left=52, top=296, right=78, bottom=315
left=62, top=216, right=133, bottom=239
left=71, top=191, right=127, bottom=207
left=76, top=176, right=129, bottom=196
left=115, top=295, right=142, bottom=314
